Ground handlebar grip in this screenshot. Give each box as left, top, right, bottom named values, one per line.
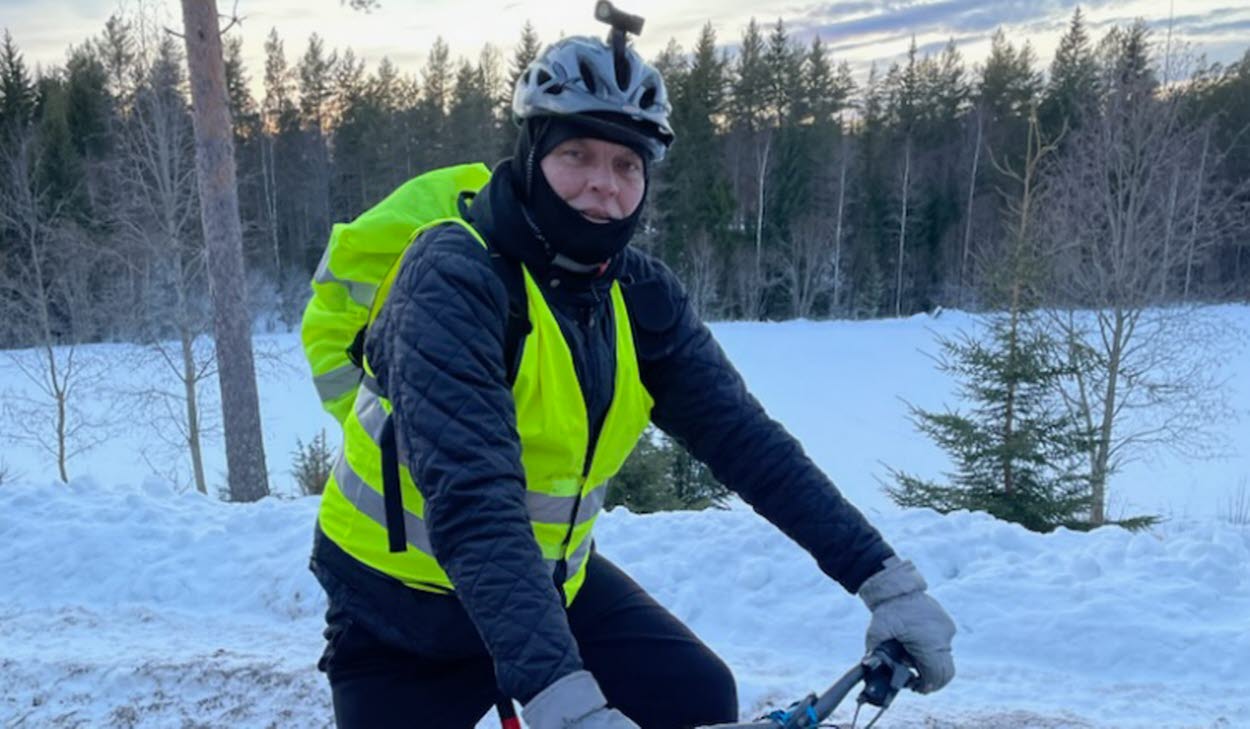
left=875, top=639, right=912, bottom=667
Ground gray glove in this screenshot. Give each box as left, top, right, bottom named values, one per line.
left=522, top=670, right=640, bottom=729
left=858, top=557, right=956, bottom=694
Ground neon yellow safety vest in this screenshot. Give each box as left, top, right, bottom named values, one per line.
left=316, top=218, right=654, bottom=604
left=303, top=165, right=494, bottom=425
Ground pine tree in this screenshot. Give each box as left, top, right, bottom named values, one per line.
left=886, top=317, right=1094, bottom=532
left=976, top=28, right=1043, bottom=281
left=259, top=28, right=300, bottom=279
left=728, top=19, right=776, bottom=319
left=63, top=45, right=113, bottom=230
left=927, top=39, right=968, bottom=130
left=329, top=49, right=374, bottom=215
left=370, top=56, right=407, bottom=189
left=979, top=29, right=1042, bottom=128
left=655, top=24, right=732, bottom=313
left=295, top=33, right=336, bottom=269
left=223, top=35, right=264, bottom=272
left=292, top=429, right=333, bottom=496
left=647, top=36, right=688, bottom=260
left=764, top=19, right=800, bottom=127
left=884, top=40, right=925, bottom=316
left=907, top=40, right=967, bottom=313
left=680, top=23, right=731, bottom=241
left=886, top=38, right=923, bottom=134
left=1041, top=8, right=1098, bottom=134
left=64, top=46, right=111, bottom=160
left=94, top=16, right=136, bottom=101
left=1099, top=20, right=1156, bottom=98
left=262, top=28, right=295, bottom=128
left=33, top=75, right=82, bottom=224
left=849, top=64, right=892, bottom=318
left=499, top=21, right=540, bottom=158
left=763, top=21, right=820, bottom=318
left=420, top=37, right=452, bottom=168
left=607, top=428, right=729, bottom=513
left=0, top=30, right=36, bottom=134
left=651, top=38, right=687, bottom=88
left=802, top=37, right=852, bottom=129
left=506, top=21, right=541, bottom=102
left=1191, top=50, right=1250, bottom=295
left=475, top=44, right=505, bottom=158
left=223, top=35, right=257, bottom=131
left=447, top=56, right=495, bottom=165
left=731, top=19, right=767, bottom=134
left=298, top=34, right=336, bottom=134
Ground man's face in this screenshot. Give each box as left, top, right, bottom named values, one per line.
left=539, top=137, right=646, bottom=223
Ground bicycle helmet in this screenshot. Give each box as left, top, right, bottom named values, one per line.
left=512, top=35, right=675, bottom=162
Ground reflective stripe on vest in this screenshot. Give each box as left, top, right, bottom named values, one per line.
left=314, top=364, right=364, bottom=405
left=330, top=449, right=605, bottom=574
left=342, top=383, right=609, bottom=528
left=313, top=245, right=378, bottom=309
left=317, top=221, right=653, bottom=604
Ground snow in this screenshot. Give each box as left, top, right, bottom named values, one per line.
left=2, top=307, right=1249, bottom=728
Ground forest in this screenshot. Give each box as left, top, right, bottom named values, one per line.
left=1, top=9, right=1246, bottom=350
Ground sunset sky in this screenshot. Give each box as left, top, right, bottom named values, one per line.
left=5, top=0, right=1248, bottom=94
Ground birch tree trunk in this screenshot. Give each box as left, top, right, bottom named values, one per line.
left=180, top=0, right=269, bottom=502
left=260, top=135, right=280, bottom=273
left=1183, top=127, right=1210, bottom=300
left=894, top=135, right=912, bottom=318
left=832, top=129, right=848, bottom=314
left=960, top=110, right=983, bottom=308
left=751, top=130, right=772, bottom=320
left=1160, top=166, right=1179, bottom=300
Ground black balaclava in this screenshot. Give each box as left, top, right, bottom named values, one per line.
left=508, top=116, right=650, bottom=269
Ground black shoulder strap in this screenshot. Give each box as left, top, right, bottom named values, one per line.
left=379, top=415, right=407, bottom=553
left=489, top=251, right=530, bottom=384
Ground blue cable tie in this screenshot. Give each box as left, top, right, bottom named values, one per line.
left=806, top=705, right=820, bottom=724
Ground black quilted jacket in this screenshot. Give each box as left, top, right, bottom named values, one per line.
left=312, top=163, right=895, bottom=704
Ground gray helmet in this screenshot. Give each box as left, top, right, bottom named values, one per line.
left=513, top=35, right=675, bottom=161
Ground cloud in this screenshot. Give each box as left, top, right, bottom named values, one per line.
left=1182, top=16, right=1250, bottom=35
left=803, top=0, right=884, bottom=17
left=794, top=0, right=1250, bottom=51
left=794, top=0, right=1095, bottom=39
left=1081, top=7, right=1250, bottom=51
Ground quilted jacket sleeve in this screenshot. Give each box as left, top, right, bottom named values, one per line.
left=365, top=227, right=583, bottom=703
left=621, top=251, right=896, bottom=594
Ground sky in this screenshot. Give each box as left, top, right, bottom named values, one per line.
left=3, top=0, right=1249, bottom=98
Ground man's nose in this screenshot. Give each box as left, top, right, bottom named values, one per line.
left=586, top=158, right=619, bottom=196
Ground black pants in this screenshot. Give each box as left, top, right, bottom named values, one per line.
left=317, top=552, right=738, bottom=729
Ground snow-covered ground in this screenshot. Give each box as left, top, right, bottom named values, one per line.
left=2, top=308, right=1249, bottom=728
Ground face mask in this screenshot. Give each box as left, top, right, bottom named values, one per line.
left=511, top=117, right=651, bottom=268
left=527, top=158, right=647, bottom=266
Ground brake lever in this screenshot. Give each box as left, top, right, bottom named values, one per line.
left=857, top=639, right=917, bottom=709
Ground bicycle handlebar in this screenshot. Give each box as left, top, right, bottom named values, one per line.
left=698, top=640, right=917, bottom=729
